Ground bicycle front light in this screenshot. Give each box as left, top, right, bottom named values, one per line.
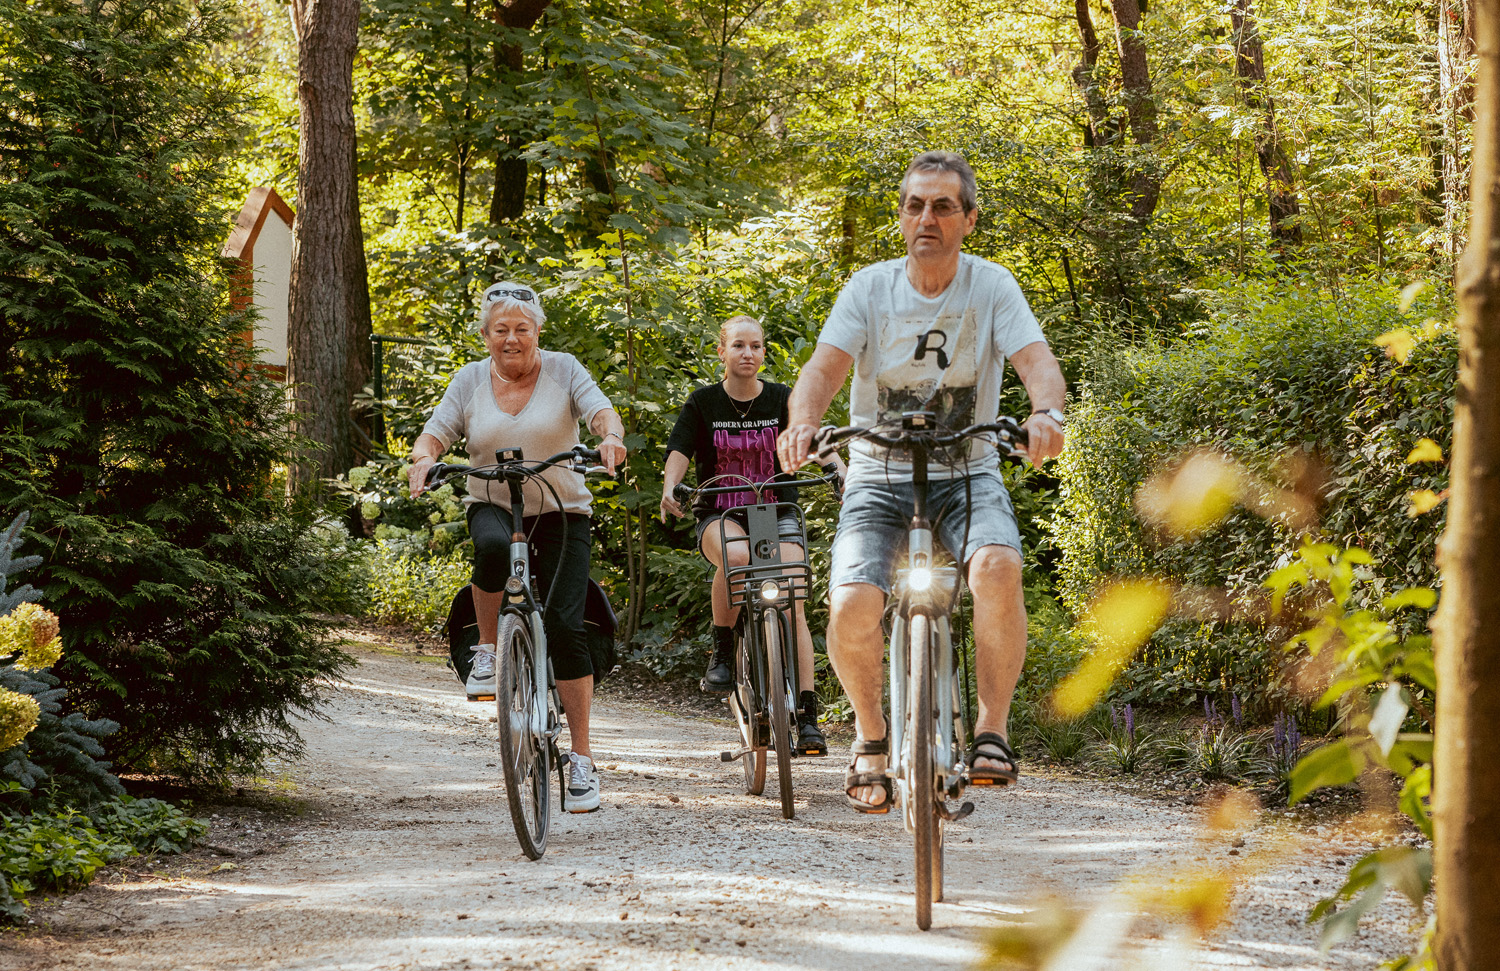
left=908, top=567, right=933, bottom=592
left=759, top=579, right=782, bottom=602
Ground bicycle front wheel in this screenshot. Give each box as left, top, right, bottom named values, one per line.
left=909, top=612, right=937, bottom=930
left=496, top=612, right=551, bottom=860
left=732, top=628, right=767, bottom=795
left=764, top=609, right=795, bottom=819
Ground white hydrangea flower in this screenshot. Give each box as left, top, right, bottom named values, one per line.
left=361, top=501, right=383, bottom=521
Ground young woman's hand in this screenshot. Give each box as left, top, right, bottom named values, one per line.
left=660, top=490, right=686, bottom=523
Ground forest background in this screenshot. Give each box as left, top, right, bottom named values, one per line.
left=0, top=0, right=1472, bottom=953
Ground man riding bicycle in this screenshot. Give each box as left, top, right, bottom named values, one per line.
left=777, top=151, right=1067, bottom=813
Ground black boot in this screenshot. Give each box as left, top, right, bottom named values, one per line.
left=796, top=690, right=827, bottom=756
left=700, top=625, right=735, bottom=695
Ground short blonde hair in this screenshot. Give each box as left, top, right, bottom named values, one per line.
left=717, top=314, right=763, bottom=348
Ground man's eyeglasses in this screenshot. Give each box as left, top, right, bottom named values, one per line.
left=484, top=285, right=537, bottom=305
left=899, top=198, right=967, bottom=217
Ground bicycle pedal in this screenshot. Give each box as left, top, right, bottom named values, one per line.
left=467, top=693, right=497, bottom=702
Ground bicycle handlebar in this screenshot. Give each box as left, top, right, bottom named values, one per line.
left=673, top=467, right=843, bottom=506
left=424, top=445, right=604, bottom=488
left=812, top=417, right=1029, bottom=462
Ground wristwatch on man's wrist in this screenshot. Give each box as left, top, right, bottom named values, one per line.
left=1032, top=408, right=1065, bottom=427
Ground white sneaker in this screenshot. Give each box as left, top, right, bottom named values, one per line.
left=563, top=752, right=601, bottom=813
left=465, top=644, right=496, bottom=701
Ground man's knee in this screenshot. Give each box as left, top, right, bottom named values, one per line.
left=829, top=583, right=885, bottom=638
left=967, top=545, right=1022, bottom=598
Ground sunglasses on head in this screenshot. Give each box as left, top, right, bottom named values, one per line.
left=484, top=285, right=537, bottom=305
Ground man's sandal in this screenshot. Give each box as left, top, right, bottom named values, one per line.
left=967, top=732, right=1020, bottom=787
left=844, top=734, right=893, bottom=813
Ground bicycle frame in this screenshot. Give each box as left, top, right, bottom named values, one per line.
left=721, top=500, right=810, bottom=708
left=497, top=470, right=556, bottom=747
left=884, top=429, right=969, bottom=833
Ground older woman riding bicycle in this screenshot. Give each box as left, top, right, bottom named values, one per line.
left=406, top=281, right=626, bottom=814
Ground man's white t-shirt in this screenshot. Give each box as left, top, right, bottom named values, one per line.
left=817, top=253, right=1048, bottom=483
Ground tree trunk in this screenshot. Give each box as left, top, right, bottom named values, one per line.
left=1434, top=0, right=1500, bottom=965
left=1072, top=0, right=1113, bottom=148
left=486, top=0, right=553, bottom=224
left=1107, top=0, right=1161, bottom=222
left=1230, top=0, right=1302, bottom=246
left=288, top=0, right=372, bottom=487
left=1440, top=0, right=1478, bottom=259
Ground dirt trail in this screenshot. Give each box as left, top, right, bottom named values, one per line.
left=5, top=646, right=1421, bottom=971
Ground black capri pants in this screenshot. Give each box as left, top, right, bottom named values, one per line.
left=467, top=503, right=594, bottom=682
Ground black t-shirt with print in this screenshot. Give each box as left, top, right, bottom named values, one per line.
left=664, top=381, right=798, bottom=519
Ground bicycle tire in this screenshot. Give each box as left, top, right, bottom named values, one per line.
left=910, top=612, right=936, bottom=930
left=732, top=628, right=767, bottom=795
left=765, top=609, right=795, bottom=819
left=496, top=612, right=550, bottom=860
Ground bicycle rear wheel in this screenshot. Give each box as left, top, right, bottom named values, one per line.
left=764, top=609, right=795, bottom=819
left=731, top=628, right=767, bottom=795
left=496, top=612, right=551, bottom=860
left=909, top=612, right=937, bottom=930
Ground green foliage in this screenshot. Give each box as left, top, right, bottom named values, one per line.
left=0, top=510, right=122, bottom=815
left=1157, top=723, right=1264, bottom=784
left=0, top=665, right=123, bottom=815
left=1088, top=705, right=1157, bottom=774
left=364, top=543, right=473, bottom=633
left=0, top=796, right=204, bottom=921
left=0, top=0, right=353, bottom=783
left=89, top=795, right=208, bottom=855
left=1051, top=279, right=1453, bottom=712
left=1269, top=544, right=1435, bottom=961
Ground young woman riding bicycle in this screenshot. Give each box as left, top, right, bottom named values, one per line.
left=660, top=315, right=839, bottom=757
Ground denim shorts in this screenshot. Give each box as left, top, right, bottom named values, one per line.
left=828, top=472, right=1021, bottom=593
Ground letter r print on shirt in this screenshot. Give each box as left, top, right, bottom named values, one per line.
left=914, top=330, right=949, bottom=370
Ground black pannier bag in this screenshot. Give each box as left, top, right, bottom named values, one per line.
left=445, top=582, right=618, bottom=684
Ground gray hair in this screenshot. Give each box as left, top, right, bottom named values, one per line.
left=899, top=151, right=978, bottom=213
left=477, top=281, right=546, bottom=333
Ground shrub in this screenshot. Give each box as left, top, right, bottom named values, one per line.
left=0, top=665, right=123, bottom=815
left=0, top=796, right=205, bottom=921
left=0, top=0, right=353, bottom=782
left=364, top=543, right=473, bottom=632
left=1158, top=723, right=1264, bottom=783
left=1051, top=279, right=1454, bottom=711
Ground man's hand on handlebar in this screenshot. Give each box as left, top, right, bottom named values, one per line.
left=1020, top=412, right=1065, bottom=468
left=776, top=423, right=822, bottom=472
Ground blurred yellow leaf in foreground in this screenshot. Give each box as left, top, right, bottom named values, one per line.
left=1407, top=490, right=1443, bottom=516
left=1398, top=280, right=1429, bottom=313
left=1375, top=329, right=1416, bottom=363
left=1136, top=451, right=1246, bottom=539
left=1405, top=439, right=1443, bottom=464
left=1053, top=579, right=1173, bottom=718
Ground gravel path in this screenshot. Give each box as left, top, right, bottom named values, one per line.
left=4, top=646, right=1423, bottom=970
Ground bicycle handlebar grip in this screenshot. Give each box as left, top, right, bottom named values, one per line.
left=426, top=462, right=467, bottom=485
left=673, top=482, right=693, bottom=504
left=574, top=446, right=602, bottom=465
